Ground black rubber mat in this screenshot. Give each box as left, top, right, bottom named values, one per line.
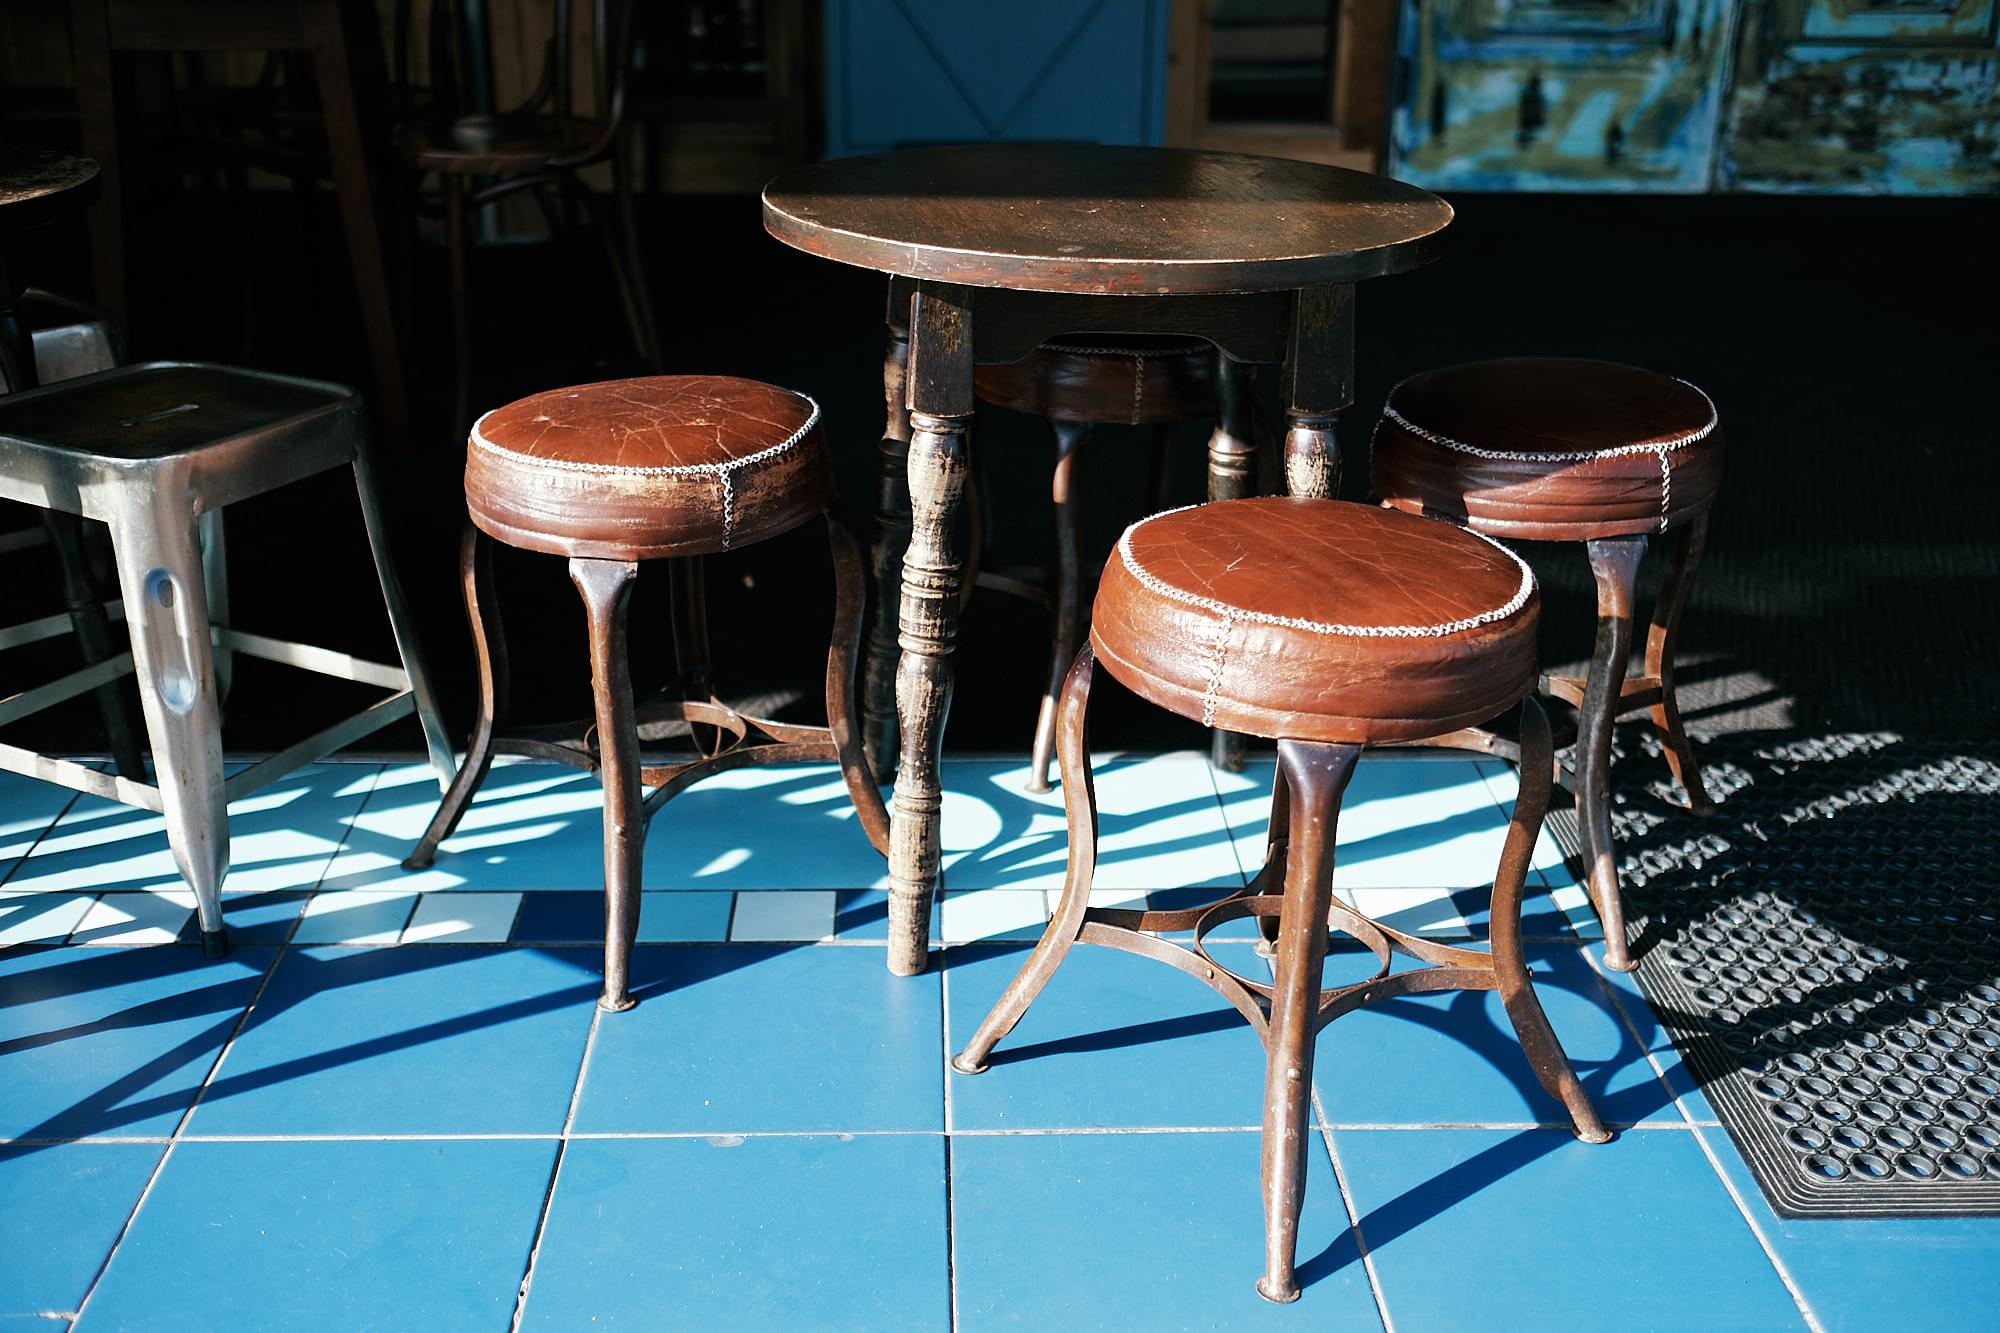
left=1603, top=732, right=2000, bottom=1217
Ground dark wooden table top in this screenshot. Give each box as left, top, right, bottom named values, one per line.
left=762, top=144, right=1452, bottom=297
left=0, top=150, right=101, bottom=238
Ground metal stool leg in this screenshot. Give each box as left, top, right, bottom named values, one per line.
left=1577, top=534, right=1646, bottom=971
left=108, top=494, right=228, bottom=955
left=1027, top=420, right=1089, bottom=793
left=198, top=509, right=233, bottom=704
left=1490, top=698, right=1610, bottom=1142
left=1257, top=738, right=1357, bottom=1304
left=825, top=516, right=891, bottom=856
left=573, top=557, right=643, bottom=1012
left=954, top=645, right=1100, bottom=1073
left=1646, top=512, right=1713, bottom=815
left=405, top=525, right=506, bottom=869
left=354, top=445, right=455, bottom=789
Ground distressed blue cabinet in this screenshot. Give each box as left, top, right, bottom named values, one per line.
left=823, top=0, right=1172, bottom=156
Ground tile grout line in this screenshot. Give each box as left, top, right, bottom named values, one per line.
left=507, top=989, right=607, bottom=1332
left=1312, top=1087, right=1395, bottom=1333
left=68, top=895, right=307, bottom=1324
left=939, top=946, right=960, bottom=1333
left=0, top=783, right=87, bottom=893
left=1579, top=948, right=1825, bottom=1333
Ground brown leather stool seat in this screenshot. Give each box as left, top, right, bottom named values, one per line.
left=1091, top=497, right=1539, bottom=743
left=975, top=334, right=1216, bottom=425
left=466, top=374, right=830, bottom=559
left=954, top=494, right=1605, bottom=1305
left=1372, top=357, right=1722, bottom=539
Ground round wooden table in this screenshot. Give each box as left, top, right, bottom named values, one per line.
left=763, top=144, right=1452, bottom=975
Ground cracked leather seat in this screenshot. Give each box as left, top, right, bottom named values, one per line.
left=1089, top=496, right=1541, bottom=743
left=1371, top=357, right=1723, bottom=539
left=465, top=374, right=830, bottom=560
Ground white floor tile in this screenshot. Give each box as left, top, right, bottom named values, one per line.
left=294, top=890, right=418, bottom=944
left=0, top=892, right=96, bottom=945
left=401, top=893, right=523, bottom=943
left=70, top=890, right=196, bottom=944
left=941, top=889, right=1049, bottom=943
left=728, top=890, right=835, bottom=942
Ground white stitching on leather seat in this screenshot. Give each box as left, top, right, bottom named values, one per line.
left=1115, top=504, right=1534, bottom=639
left=469, top=394, right=821, bottom=550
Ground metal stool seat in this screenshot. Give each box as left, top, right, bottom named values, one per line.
left=406, top=374, right=890, bottom=1012
left=952, top=497, right=1608, bottom=1303
left=1371, top=357, right=1725, bottom=970
left=0, top=360, right=455, bottom=954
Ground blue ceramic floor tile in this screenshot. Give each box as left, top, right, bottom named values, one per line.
left=0, top=772, right=79, bottom=885
left=0, top=1143, right=163, bottom=1317
left=1313, top=944, right=1680, bottom=1127
left=1692, top=1126, right=2000, bottom=1333
left=942, top=754, right=1243, bottom=893
left=0, top=946, right=274, bottom=1140
left=4, top=765, right=378, bottom=898
left=186, top=946, right=598, bottom=1136
left=510, top=891, right=602, bottom=944
left=1218, top=757, right=1521, bottom=891
left=952, top=1130, right=1375, bottom=1329
left=1586, top=953, right=1720, bottom=1122
left=1330, top=1127, right=1806, bottom=1331
left=521, top=1135, right=948, bottom=1331
left=75, top=1138, right=555, bottom=1333
left=945, top=942, right=1275, bottom=1131
left=0, top=894, right=96, bottom=947
left=572, top=945, right=942, bottom=1133
left=335, top=762, right=889, bottom=892
left=832, top=888, right=938, bottom=943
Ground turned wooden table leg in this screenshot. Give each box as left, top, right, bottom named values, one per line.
left=1647, top=511, right=1713, bottom=814
left=1278, top=286, right=1354, bottom=502
left=863, top=284, right=913, bottom=782
left=1207, top=357, right=1257, bottom=774
left=1578, top=534, right=1647, bottom=972
left=885, top=282, right=974, bottom=975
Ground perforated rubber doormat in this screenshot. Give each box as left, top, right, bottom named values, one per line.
left=1596, top=732, right=2000, bottom=1217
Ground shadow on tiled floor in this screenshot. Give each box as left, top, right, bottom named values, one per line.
left=3, top=755, right=1997, bottom=1330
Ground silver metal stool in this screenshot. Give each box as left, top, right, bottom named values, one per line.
left=0, top=361, right=455, bottom=953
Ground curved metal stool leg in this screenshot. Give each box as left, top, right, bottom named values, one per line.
left=826, top=516, right=891, bottom=856
left=1027, top=420, right=1089, bottom=793
left=953, top=645, right=1100, bottom=1074
left=1257, top=738, right=1357, bottom=1304
left=1490, top=698, right=1610, bottom=1143
left=405, top=525, right=507, bottom=870
left=1646, top=512, right=1713, bottom=815
left=355, top=443, right=455, bottom=789
left=573, top=557, right=643, bottom=1012
left=1577, top=535, right=1646, bottom=972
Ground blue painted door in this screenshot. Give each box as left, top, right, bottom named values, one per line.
left=823, top=0, right=1172, bottom=156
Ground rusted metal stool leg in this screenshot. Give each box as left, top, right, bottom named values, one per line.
left=1027, top=420, right=1089, bottom=794
left=955, top=646, right=1099, bottom=1073
left=573, top=557, right=644, bottom=1012
left=1258, top=738, right=1358, bottom=1304
left=405, top=525, right=507, bottom=869
left=862, top=292, right=912, bottom=781
left=354, top=442, right=455, bottom=788
left=1490, top=698, right=1610, bottom=1142
left=108, top=488, right=229, bottom=955
left=1577, top=535, right=1646, bottom=972
left=825, top=516, right=891, bottom=855
left=1206, top=357, right=1257, bottom=775
left=1646, top=512, right=1713, bottom=815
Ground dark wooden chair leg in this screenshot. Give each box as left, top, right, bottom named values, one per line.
left=1027, top=419, right=1090, bottom=793
left=1646, top=511, right=1713, bottom=815
left=1207, top=357, right=1258, bottom=774
left=954, top=645, right=1100, bottom=1073
left=825, top=516, right=891, bottom=856
left=1258, top=738, right=1358, bottom=1304
left=41, top=511, right=147, bottom=780
left=572, top=556, right=643, bottom=1012
left=1489, top=698, right=1610, bottom=1142
left=1577, top=534, right=1647, bottom=972
left=609, top=145, right=663, bottom=370
left=862, top=295, right=912, bottom=781
left=405, top=524, right=508, bottom=869
left=442, top=174, right=473, bottom=436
